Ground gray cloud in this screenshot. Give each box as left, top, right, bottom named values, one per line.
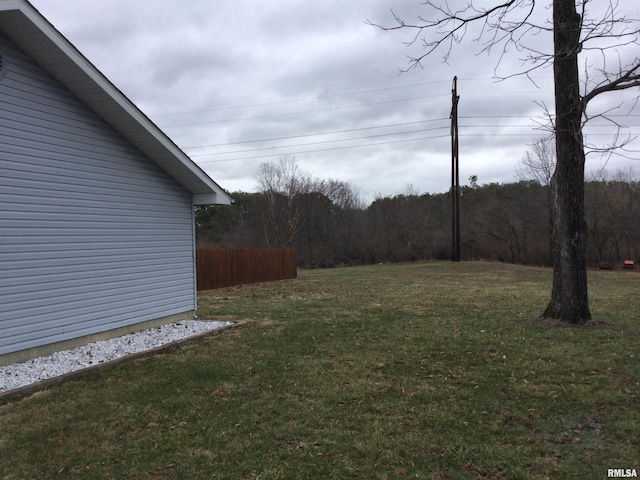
left=30, top=0, right=639, bottom=203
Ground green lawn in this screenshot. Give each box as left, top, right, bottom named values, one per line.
left=1, top=262, right=638, bottom=479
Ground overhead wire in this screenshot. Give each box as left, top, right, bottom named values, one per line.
left=185, top=119, right=638, bottom=159
left=152, top=76, right=555, bottom=118
left=195, top=133, right=452, bottom=164
left=189, top=125, right=451, bottom=158
left=156, top=79, right=558, bottom=129
left=152, top=79, right=455, bottom=117
left=157, top=94, right=450, bottom=128
left=154, top=76, right=636, bottom=167
left=182, top=119, right=448, bottom=150
left=180, top=114, right=640, bottom=151
left=195, top=128, right=639, bottom=164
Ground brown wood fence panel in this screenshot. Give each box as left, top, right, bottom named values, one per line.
left=196, top=248, right=297, bottom=291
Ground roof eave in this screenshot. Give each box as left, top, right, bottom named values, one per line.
left=0, top=0, right=233, bottom=205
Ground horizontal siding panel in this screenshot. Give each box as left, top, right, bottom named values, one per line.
left=0, top=239, right=192, bottom=253
left=0, top=265, right=193, bottom=294
left=0, top=257, right=192, bottom=279
left=1, top=79, right=93, bottom=114
left=0, top=207, right=192, bottom=223
left=2, top=303, right=195, bottom=349
left=0, top=255, right=192, bottom=281
left=0, top=272, right=196, bottom=356
left=0, top=34, right=198, bottom=358
left=0, top=218, right=171, bottom=229
left=2, top=73, right=98, bottom=123
left=0, top=92, right=116, bottom=140
left=1, top=180, right=189, bottom=206
left=0, top=141, right=160, bottom=181
left=1, top=152, right=183, bottom=195
left=5, top=293, right=194, bottom=335
left=0, top=193, right=190, bottom=215
left=2, top=306, right=193, bottom=351
left=0, top=203, right=190, bottom=220
left=1, top=230, right=188, bottom=241
left=0, top=88, right=95, bottom=129
left=1, top=275, right=194, bottom=320
left=1, top=301, right=194, bottom=356
left=0, top=116, right=139, bottom=159
left=0, top=268, right=194, bottom=297
left=0, top=247, right=192, bottom=268
left=0, top=110, right=139, bottom=153
left=4, top=56, right=80, bottom=83
left=2, top=48, right=115, bottom=134
left=0, top=233, right=189, bottom=247
left=0, top=129, right=155, bottom=168
left=14, top=287, right=194, bottom=325
left=0, top=246, right=188, bottom=264
left=0, top=168, right=188, bottom=203
left=0, top=242, right=192, bottom=258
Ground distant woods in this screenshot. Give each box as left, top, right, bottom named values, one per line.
left=196, top=157, right=640, bottom=268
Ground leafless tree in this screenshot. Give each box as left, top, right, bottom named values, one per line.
left=369, top=0, right=640, bottom=324
left=516, top=137, right=556, bottom=260
left=255, top=156, right=309, bottom=247
left=255, top=157, right=366, bottom=263
left=516, top=137, right=556, bottom=187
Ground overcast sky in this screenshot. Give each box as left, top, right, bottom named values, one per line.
left=30, top=0, right=640, bottom=204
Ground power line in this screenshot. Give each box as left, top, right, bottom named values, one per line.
left=182, top=120, right=637, bottom=153
left=158, top=94, right=448, bottom=128
left=182, top=115, right=639, bottom=152
left=159, top=92, right=567, bottom=129
left=191, top=123, right=640, bottom=158
left=182, top=118, right=449, bottom=150
left=153, top=80, right=453, bottom=117
left=166, top=107, right=638, bottom=132
left=195, top=134, right=451, bottom=164
left=460, top=115, right=640, bottom=119
left=152, top=76, right=552, bottom=118
left=192, top=129, right=638, bottom=164
left=190, top=125, right=450, bottom=157
left=193, top=131, right=563, bottom=164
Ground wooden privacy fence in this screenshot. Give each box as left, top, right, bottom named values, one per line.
left=196, top=248, right=297, bottom=291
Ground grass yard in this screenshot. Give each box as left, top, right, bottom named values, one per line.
left=1, top=261, right=639, bottom=479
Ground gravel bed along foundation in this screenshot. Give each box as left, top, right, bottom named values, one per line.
left=1, top=320, right=233, bottom=394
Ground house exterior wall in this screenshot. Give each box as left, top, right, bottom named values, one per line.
left=0, top=33, right=197, bottom=361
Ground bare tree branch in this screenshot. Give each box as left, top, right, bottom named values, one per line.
left=369, top=1, right=640, bottom=99
left=583, top=62, right=640, bottom=105
left=367, top=1, right=538, bottom=72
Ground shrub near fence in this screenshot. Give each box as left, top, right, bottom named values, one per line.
left=196, top=248, right=297, bottom=291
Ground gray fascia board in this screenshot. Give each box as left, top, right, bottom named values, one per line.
left=0, top=0, right=232, bottom=205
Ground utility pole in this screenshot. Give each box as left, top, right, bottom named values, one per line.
left=450, top=76, right=461, bottom=262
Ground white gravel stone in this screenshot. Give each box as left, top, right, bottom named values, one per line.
left=1, top=320, right=233, bottom=393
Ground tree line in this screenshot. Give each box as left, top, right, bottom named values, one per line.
left=196, top=158, right=640, bottom=269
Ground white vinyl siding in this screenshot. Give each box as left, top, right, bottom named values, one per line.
left=0, top=34, right=196, bottom=356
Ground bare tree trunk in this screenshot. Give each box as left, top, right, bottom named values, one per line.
left=544, top=0, right=591, bottom=324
